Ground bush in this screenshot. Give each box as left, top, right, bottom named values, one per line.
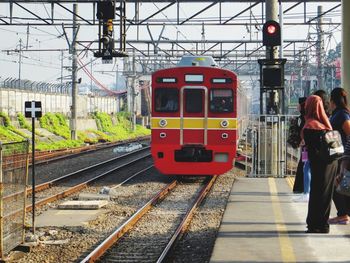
left=93, top=112, right=150, bottom=140
left=36, top=139, right=83, bottom=151
left=17, top=113, right=32, bottom=130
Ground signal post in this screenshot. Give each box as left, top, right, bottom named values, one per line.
left=259, top=20, right=286, bottom=115
left=256, top=19, right=287, bottom=177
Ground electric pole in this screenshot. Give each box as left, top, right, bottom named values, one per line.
left=317, top=5, right=325, bottom=91
left=18, top=39, right=23, bottom=81
left=71, top=3, right=78, bottom=140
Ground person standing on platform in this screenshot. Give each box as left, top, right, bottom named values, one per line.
left=328, top=88, right=350, bottom=224
left=302, top=95, right=337, bottom=233
left=314, top=89, right=331, bottom=117
left=292, top=97, right=307, bottom=193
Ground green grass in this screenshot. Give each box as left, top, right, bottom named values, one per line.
left=94, top=112, right=150, bottom=140
left=36, top=140, right=83, bottom=151
left=17, top=113, right=32, bottom=130
left=0, top=112, right=29, bottom=142
left=39, top=113, right=71, bottom=139
left=0, top=111, right=150, bottom=150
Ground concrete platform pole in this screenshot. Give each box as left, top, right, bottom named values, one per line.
left=266, top=0, right=279, bottom=176
left=342, top=0, right=350, bottom=94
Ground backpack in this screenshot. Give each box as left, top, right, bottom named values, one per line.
left=287, top=117, right=302, bottom=149
left=318, top=130, right=344, bottom=162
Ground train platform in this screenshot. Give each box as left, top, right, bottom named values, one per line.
left=210, top=177, right=350, bottom=263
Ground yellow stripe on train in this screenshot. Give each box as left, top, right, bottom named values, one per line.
left=151, top=117, right=238, bottom=129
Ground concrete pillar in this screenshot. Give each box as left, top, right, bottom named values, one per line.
left=265, top=0, right=279, bottom=176
left=342, top=0, right=350, bottom=94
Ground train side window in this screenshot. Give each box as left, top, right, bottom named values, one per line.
left=155, top=88, right=179, bottom=112
left=185, top=89, right=203, bottom=113
left=210, top=89, right=233, bottom=113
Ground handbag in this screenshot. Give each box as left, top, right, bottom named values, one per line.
left=336, top=169, right=350, bottom=196
left=318, top=130, right=344, bottom=161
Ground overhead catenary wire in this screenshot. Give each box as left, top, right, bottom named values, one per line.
left=77, top=58, right=126, bottom=96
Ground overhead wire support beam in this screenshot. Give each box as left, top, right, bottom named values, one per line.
left=0, top=18, right=9, bottom=25
left=0, top=1, right=342, bottom=2
left=223, top=1, right=260, bottom=24
left=283, top=2, right=302, bottom=14
left=179, top=1, right=219, bottom=25
left=138, top=2, right=176, bottom=25
left=200, top=42, right=220, bottom=55
left=14, top=3, right=51, bottom=24
left=307, top=3, right=341, bottom=23
left=56, top=2, right=93, bottom=25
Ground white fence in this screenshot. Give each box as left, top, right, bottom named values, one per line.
left=243, top=114, right=299, bottom=177
left=0, top=88, right=119, bottom=117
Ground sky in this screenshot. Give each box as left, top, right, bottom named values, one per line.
left=0, top=1, right=342, bottom=89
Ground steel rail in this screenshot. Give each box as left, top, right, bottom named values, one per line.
left=4, top=154, right=151, bottom=221
left=28, top=154, right=151, bottom=211
left=4, top=136, right=150, bottom=168
left=79, top=180, right=178, bottom=263
left=3, top=146, right=150, bottom=203
left=156, top=175, right=218, bottom=262
left=4, top=151, right=151, bottom=219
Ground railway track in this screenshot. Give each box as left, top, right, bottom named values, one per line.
left=4, top=136, right=150, bottom=169
left=79, top=176, right=217, bottom=263
left=4, top=146, right=152, bottom=219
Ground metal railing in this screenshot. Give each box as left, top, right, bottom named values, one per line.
left=0, top=140, right=28, bottom=257
left=244, top=114, right=299, bottom=177
left=1, top=78, right=70, bottom=95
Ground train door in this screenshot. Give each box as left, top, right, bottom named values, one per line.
left=180, top=86, right=208, bottom=146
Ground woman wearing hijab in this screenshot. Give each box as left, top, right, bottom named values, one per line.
left=303, top=95, right=338, bottom=233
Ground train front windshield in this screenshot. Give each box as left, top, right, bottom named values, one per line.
left=210, top=89, right=233, bottom=113
left=155, top=88, right=179, bottom=112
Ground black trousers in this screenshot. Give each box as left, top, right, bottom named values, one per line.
left=293, top=156, right=304, bottom=193
left=307, top=157, right=337, bottom=231
left=333, top=187, right=350, bottom=217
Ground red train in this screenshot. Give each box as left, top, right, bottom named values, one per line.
left=151, top=56, right=239, bottom=176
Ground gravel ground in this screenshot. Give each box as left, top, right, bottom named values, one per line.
left=11, top=169, right=171, bottom=263
left=6, top=143, right=245, bottom=263
left=99, top=179, right=208, bottom=262
left=167, top=166, right=245, bottom=263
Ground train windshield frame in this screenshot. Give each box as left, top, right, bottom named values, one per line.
left=154, top=88, right=179, bottom=112
left=209, top=89, right=234, bottom=113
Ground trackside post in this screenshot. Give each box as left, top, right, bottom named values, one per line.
left=24, top=101, right=42, bottom=235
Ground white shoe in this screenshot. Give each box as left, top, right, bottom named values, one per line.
left=293, top=194, right=309, bottom=202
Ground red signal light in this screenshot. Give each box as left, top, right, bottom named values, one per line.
left=267, top=25, right=276, bottom=34
left=263, top=20, right=281, bottom=46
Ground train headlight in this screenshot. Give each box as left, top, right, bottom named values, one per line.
left=221, top=120, right=229, bottom=128
left=221, top=133, right=228, bottom=139
left=159, top=119, right=167, bottom=127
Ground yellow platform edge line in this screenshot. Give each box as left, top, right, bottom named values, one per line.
left=268, top=178, right=296, bottom=263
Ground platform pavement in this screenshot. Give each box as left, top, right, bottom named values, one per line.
left=210, top=177, right=350, bottom=263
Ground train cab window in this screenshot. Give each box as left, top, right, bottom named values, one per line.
left=155, top=88, right=179, bottom=112
left=185, top=89, right=203, bottom=113
left=210, top=89, right=233, bottom=113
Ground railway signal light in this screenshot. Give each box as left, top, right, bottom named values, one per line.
left=94, top=1, right=128, bottom=61
left=96, top=1, right=116, bottom=20
left=262, top=20, right=281, bottom=47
